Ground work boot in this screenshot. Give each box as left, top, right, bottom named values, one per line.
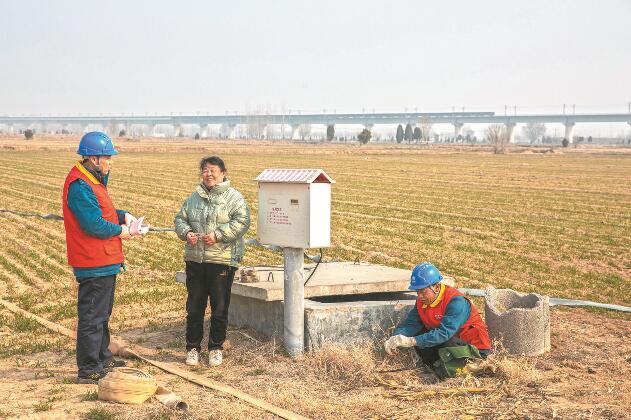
left=186, top=348, right=199, bottom=366
left=77, top=370, right=107, bottom=385
left=103, top=358, right=127, bottom=372
left=208, top=349, right=223, bottom=367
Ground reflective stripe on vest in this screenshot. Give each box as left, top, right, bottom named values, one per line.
left=62, top=163, right=124, bottom=268
left=416, top=284, right=491, bottom=350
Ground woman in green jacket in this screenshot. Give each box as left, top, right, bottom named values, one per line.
left=174, top=156, right=250, bottom=367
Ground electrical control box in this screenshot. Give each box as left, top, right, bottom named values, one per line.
left=255, top=169, right=335, bottom=249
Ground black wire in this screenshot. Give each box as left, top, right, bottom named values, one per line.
left=0, top=208, right=64, bottom=221
left=304, top=248, right=323, bottom=286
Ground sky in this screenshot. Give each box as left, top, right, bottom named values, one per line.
left=1, top=0, right=630, bottom=118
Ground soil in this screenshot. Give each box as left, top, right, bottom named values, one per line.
left=0, top=306, right=629, bottom=419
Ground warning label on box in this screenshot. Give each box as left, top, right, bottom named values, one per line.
left=266, top=207, right=292, bottom=226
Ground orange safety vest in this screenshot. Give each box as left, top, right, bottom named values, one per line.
left=416, top=284, right=491, bottom=350
left=62, top=163, right=124, bottom=268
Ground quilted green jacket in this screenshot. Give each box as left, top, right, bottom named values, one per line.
left=174, top=180, right=250, bottom=267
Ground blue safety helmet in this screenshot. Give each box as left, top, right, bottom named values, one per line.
left=77, top=132, right=118, bottom=156
left=409, top=262, right=443, bottom=290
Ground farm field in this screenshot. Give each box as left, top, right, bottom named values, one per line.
left=0, top=135, right=630, bottom=419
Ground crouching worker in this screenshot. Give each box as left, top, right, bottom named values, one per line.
left=63, top=132, right=145, bottom=384
left=384, top=262, right=491, bottom=379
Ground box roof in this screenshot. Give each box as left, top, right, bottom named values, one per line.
left=254, top=168, right=335, bottom=184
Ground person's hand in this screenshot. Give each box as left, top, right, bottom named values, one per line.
left=124, top=213, right=137, bottom=226
left=186, top=231, right=198, bottom=245
left=119, top=224, right=132, bottom=240
left=384, top=335, right=416, bottom=354
left=203, top=232, right=217, bottom=245
left=129, top=216, right=145, bottom=236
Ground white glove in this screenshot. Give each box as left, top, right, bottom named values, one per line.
left=384, top=335, right=416, bottom=354
left=129, top=216, right=146, bottom=236
left=124, top=213, right=137, bottom=226
left=118, top=224, right=131, bottom=240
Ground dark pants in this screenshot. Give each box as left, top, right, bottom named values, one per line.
left=185, top=262, right=236, bottom=351
left=76, top=275, right=116, bottom=376
left=415, top=336, right=470, bottom=366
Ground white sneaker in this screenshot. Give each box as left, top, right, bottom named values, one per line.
left=208, top=349, right=223, bottom=367
left=186, top=349, right=199, bottom=366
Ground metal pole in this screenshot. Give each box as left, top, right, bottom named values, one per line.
left=283, top=247, right=304, bottom=357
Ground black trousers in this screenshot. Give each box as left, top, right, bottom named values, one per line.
left=185, top=262, right=236, bottom=351
left=76, top=275, right=116, bottom=376
left=415, top=336, right=469, bottom=366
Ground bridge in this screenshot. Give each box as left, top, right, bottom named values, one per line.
left=1, top=111, right=630, bottom=143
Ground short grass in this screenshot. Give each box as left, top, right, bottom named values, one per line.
left=80, top=390, right=98, bottom=402
left=83, top=407, right=117, bottom=420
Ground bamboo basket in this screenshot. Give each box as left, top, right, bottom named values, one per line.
left=98, top=368, right=158, bottom=404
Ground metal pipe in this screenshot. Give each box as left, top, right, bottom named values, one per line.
left=283, top=247, right=304, bottom=357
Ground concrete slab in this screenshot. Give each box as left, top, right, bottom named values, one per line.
left=236, top=262, right=416, bottom=301
left=177, top=262, right=452, bottom=301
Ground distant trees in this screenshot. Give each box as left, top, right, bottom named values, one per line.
left=404, top=123, right=413, bottom=143
left=522, top=122, right=546, bottom=144
left=326, top=125, right=335, bottom=142
left=486, top=124, right=507, bottom=154
left=413, top=127, right=422, bottom=143
left=357, top=128, right=372, bottom=144
left=118, top=129, right=126, bottom=137
left=561, top=138, right=569, bottom=147
left=24, top=129, right=34, bottom=140
left=396, top=125, right=404, bottom=143
left=194, top=133, right=200, bottom=140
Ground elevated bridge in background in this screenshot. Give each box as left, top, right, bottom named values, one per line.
left=1, top=111, right=630, bottom=143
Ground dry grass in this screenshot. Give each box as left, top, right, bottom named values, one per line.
left=301, top=344, right=376, bottom=388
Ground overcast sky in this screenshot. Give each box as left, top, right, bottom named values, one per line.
left=1, top=0, right=630, bottom=116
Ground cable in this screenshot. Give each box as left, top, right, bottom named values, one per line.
left=304, top=248, right=323, bottom=286
left=0, top=208, right=63, bottom=221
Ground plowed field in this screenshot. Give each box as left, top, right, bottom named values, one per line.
left=0, top=136, right=629, bottom=419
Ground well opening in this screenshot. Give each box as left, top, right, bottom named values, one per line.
left=308, top=291, right=413, bottom=304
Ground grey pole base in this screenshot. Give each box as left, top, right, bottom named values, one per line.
left=283, top=247, right=305, bottom=357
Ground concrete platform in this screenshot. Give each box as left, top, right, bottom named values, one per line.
left=175, top=262, right=454, bottom=351
left=175, top=262, right=454, bottom=300
left=232, top=262, right=414, bottom=301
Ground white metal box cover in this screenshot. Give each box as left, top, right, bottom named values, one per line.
left=255, top=169, right=335, bottom=249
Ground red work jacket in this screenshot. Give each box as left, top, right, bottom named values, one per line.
left=416, top=284, right=491, bottom=350
left=62, top=163, right=124, bottom=268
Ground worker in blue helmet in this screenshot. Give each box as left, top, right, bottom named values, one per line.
left=384, top=262, right=491, bottom=378
left=62, top=132, right=145, bottom=384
